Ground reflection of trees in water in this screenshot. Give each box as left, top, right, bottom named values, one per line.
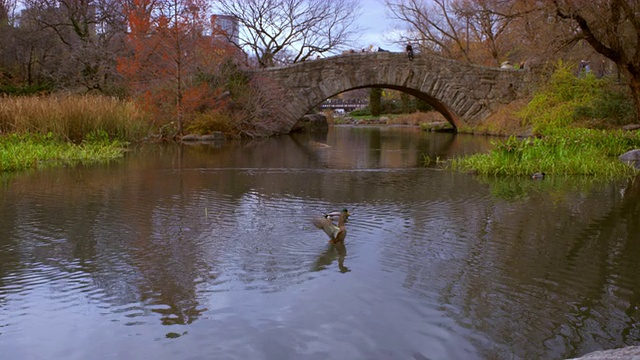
left=387, top=174, right=640, bottom=359
left=133, top=212, right=203, bottom=325
left=559, top=176, right=640, bottom=348
left=0, top=189, right=20, bottom=309
left=0, top=164, right=225, bottom=326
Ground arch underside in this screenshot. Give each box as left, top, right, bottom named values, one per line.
left=307, top=84, right=467, bottom=130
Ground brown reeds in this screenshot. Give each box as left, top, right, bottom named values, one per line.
left=0, top=94, right=149, bottom=142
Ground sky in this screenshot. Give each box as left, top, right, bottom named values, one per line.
left=355, top=1, right=403, bottom=52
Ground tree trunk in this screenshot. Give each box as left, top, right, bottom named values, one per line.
left=628, top=75, right=640, bottom=124
left=369, top=88, right=382, bottom=117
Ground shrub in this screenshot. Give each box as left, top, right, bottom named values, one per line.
left=349, top=107, right=371, bottom=117
left=518, top=61, right=636, bottom=134
left=0, top=83, right=54, bottom=96
left=185, top=109, right=233, bottom=135
left=573, top=86, right=636, bottom=126
left=416, top=98, right=433, bottom=112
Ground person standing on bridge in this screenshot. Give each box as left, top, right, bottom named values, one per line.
left=406, top=43, right=414, bottom=61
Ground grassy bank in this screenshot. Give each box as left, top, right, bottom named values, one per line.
left=0, top=133, right=127, bottom=172
left=0, top=95, right=147, bottom=172
left=331, top=110, right=448, bottom=127
left=451, top=129, right=640, bottom=178
left=452, top=63, right=640, bottom=179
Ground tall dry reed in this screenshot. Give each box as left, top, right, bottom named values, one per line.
left=0, top=94, right=150, bottom=142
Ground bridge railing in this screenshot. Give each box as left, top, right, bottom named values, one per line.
left=318, top=99, right=368, bottom=112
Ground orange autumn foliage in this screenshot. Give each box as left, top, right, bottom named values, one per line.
left=117, top=0, right=237, bottom=135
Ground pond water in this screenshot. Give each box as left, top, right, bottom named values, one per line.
left=1, top=126, right=639, bottom=360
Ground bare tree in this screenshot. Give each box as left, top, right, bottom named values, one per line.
left=19, top=0, right=127, bottom=91
left=385, top=0, right=537, bottom=66
left=0, top=0, right=16, bottom=25
left=9, top=16, right=64, bottom=87
left=0, top=0, right=16, bottom=83
left=215, top=0, right=362, bottom=67
left=386, top=0, right=468, bottom=60
left=552, top=0, right=640, bottom=121
left=456, top=0, right=536, bottom=66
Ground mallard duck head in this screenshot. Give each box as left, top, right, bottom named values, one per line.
left=324, top=208, right=350, bottom=219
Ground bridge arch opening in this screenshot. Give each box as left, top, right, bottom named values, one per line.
left=315, top=85, right=464, bottom=130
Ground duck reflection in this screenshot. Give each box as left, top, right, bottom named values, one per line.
left=313, top=242, right=350, bottom=273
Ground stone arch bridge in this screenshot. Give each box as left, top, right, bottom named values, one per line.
left=257, top=52, right=532, bottom=134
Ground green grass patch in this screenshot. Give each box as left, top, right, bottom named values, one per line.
left=0, top=133, right=127, bottom=172
left=348, top=108, right=371, bottom=117
left=451, top=130, right=640, bottom=179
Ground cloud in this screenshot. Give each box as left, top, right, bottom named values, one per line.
left=354, top=1, right=402, bottom=51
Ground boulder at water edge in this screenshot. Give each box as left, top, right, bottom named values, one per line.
left=291, top=113, right=328, bottom=133
left=566, top=345, right=640, bottom=359
left=619, top=149, right=640, bottom=168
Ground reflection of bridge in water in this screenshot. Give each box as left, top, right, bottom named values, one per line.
left=258, top=52, right=532, bottom=134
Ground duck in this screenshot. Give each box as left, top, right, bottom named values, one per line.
left=531, top=172, right=546, bottom=180
left=323, top=208, right=350, bottom=221
left=312, top=208, right=350, bottom=244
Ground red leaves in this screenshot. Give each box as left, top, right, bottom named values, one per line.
left=116, top=0, right=236, bottom=134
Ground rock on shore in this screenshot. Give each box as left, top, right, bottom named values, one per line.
left=566, top=346, right=640, bottom=359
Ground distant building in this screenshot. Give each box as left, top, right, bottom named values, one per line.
left=211, top=14, right=238, bottom=44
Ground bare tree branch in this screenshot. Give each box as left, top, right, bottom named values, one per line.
left=215, top=0, right=362, bottom=67
left=0, top=0, right=16, bottom=25
left=18, top=0, right=129, bottom=90
left=386, top=0, right=539, bottom=66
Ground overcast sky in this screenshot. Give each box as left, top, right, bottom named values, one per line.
left=355, top=1, right=403, bottom=52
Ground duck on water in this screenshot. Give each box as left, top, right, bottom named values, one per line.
left=312, top=209, right=350, bottom=244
